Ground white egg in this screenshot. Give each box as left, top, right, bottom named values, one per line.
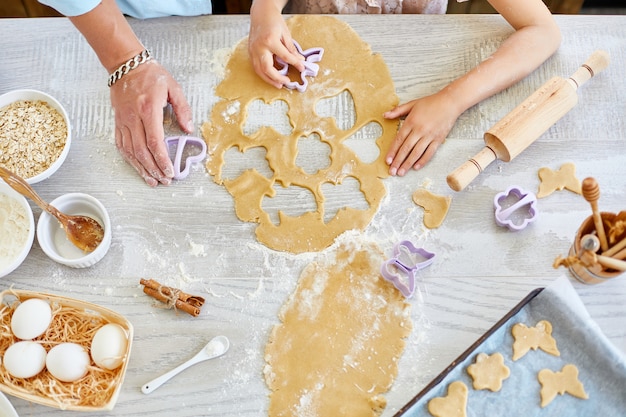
left=3, top=341, right=47, bottom=378
left=46, top=343, right=90, bottom=382
left=90, top=323, right=128, bottom=370
left=11, top=298, right=52, bottom=340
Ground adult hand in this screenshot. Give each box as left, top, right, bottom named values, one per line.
left=248, top=0, right=304, bottom=88
left=383, top=92, right=461, bottom=176
left=110, top=60, right=193, bottom=186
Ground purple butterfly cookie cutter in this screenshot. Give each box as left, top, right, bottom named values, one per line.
left=164, top=136, right=207, bottom=180
left=276, top=40, right=324, bottom=93
left=381, top=240, right=436, bottom=298
left=493, top=186, right=538, bottom=231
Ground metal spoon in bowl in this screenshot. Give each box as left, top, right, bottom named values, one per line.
left=0, top=166, right=104, bottom=253
left=141, top=335, right=230, bottom=394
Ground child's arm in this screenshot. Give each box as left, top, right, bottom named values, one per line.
left=384, top=0, right=561, bottom=176
left=248, top=0, right=305, bottom=88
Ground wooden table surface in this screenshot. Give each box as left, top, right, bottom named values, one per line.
left=1, top=13, right=625, bottom=417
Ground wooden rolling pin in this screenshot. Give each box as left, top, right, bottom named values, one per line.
left=447, top=50, right=610, bottom=192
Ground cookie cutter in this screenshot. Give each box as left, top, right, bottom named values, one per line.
left=164, top=136, right=207, bottom=180
left=380, top=240, right=435, bottom=298
left=493, top=186, right=538, bottom=231
left=276, top=40, right=324, bottom=93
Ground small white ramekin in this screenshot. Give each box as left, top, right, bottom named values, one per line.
left=0, top=180, right=35, bottom=278
left=37, top=193, right=112, bottom=268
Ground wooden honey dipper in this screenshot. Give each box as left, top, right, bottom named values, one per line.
left=581, top=177, right=609, bottom=252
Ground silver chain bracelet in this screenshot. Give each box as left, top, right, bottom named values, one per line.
left=107, top=49, right=153, bottom=87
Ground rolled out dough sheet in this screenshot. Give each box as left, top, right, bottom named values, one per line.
left=264, top=240, right=412, bottom=416
left=202, top=16, right=399, bottom=253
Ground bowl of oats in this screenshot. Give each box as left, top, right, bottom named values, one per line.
left=0, top=89, right=71, bottom=184
left=0, top=179, right=35, bottom=278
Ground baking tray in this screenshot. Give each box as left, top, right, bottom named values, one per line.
left=395, top=279, right=626, bottom=416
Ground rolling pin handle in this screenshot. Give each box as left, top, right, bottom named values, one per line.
left=568, top=50, right=610, bottom=89
left=447, top=146, right=497, bottom=192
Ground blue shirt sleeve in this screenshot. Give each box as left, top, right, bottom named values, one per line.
left=38, top=0, right=101, bottom=16
left=38, top=0, right=212, bottom=18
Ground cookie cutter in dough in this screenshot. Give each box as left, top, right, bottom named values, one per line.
left=276, top=40, right=324, bottom=93
left=381, top=240, right=435, bottom=298
left=493, top=186, right=538, bottom=231
left=164, top=136, right=207, bottom=180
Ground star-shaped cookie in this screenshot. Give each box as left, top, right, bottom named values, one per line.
left=466, top=352, right=510, bottom=391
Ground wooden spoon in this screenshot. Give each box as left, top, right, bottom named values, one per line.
left=0, top=167, right=104, bottom=253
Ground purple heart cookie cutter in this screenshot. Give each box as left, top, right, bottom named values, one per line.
left=493, top=186, right=538, bottom=231
left=276, top=40, right=324, bottom=93
left=164, top=136, right=207, bottom=180
left=380, top=240, right=435, bottom=298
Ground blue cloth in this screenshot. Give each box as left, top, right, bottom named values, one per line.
left=39, top=0, right=212, bottom=19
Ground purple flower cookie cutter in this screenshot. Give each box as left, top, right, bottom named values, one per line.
left=380, top=240, right=435, bottom=298
left=276, top=40, right=324, bottom=93
left=493, top=186, right=538, bottom=231
left=164, top=136, right=207, bottom=180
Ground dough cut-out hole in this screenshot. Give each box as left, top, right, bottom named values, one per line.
left=243, top=99, right=293, bottom=137
left=321, top=176, right=369, bottom=224
left=296, top=133, right=331, bottom=174
left=343, top=121, right=382, bottom=163
left=315, top=90, right=356, bottom=131
left=262, top=184, right=317, bottom=225
left=222, top=146, right=273, bottom=181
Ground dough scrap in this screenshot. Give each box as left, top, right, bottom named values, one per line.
left=263, top=240, right=411, bottom=417
left=466, top=352, right=510, bottom=392
left=202, top=16, right=399, bottom=253
left=511, top=320, right=560, bottom=361
left=412, top=189, right=452, bottom=229
left=537, top=162, right=582, bottom=198
left=538, top=364, right=588, bottom=407
left=427, top=381, right=468, bottom=417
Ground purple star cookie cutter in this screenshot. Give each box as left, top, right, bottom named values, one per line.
left=164, top=136, right=207, bottom=180
left=276, top=40, right=324, bottom=93
left=493, top=186, right=538, bottom=231
left=380, top=240, right=435, bottom=298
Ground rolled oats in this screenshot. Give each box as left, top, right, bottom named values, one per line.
left=0, top=100, right=68, bottom=179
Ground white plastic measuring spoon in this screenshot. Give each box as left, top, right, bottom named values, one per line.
left=141, top=335, right=230, bottom=394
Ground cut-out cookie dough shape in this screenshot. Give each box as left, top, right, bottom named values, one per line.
left=264, top=240, right=411, bottom=417
left=412, top=189, right=452, bottom=229
left=203, top=16, right=399, bottom=253
left=466, top=352, right=510, bottom=392
left=538, top=364, right=588, bottom=407
left=511, top=320, right=560, bottom=361
left=427, top=381, right=468, bottom=417
left=537, top=162, right=582, bottom=198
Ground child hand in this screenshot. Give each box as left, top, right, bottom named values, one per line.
left=248, top=2, right=304, bottom=88
left=383, top=92, right=461, bottom=176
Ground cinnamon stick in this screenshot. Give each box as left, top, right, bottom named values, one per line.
left=140, top=279, right=205, bottom=317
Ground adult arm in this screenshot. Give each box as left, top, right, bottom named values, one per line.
left=69, top=0, right=193, bottom=186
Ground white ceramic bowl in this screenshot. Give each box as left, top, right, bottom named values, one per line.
left=0, top=180, right=35, bottom=278
left=0, top=89, right=71, bottom=184
left=37, top=193, right=112, bottom=268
